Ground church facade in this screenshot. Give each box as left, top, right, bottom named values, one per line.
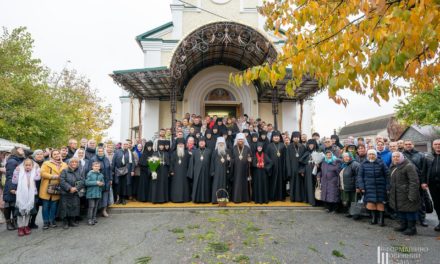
left=112, top=0, right=318, bottom=141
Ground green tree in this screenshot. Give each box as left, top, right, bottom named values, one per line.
left=0, top=27, right=112, bottom=149
left=395, top=85, right=440, bottom=126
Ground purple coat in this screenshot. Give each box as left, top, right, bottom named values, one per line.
left=318, top=160, right=341, bottom=203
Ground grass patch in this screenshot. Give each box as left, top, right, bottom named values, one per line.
left=187, top=224, right=200, bottom=229
left=245, top=222, right=261, bottom=232
left=169, top=227, right=184, bottom=234
left=217, top=209, right=230, bottom=215
left=332, top=250, right=346, bottom=259
left=192, top=253, right=200, bottom=259
left=197, top=230, right=216, bottom=241
left=339, top=241, right=345, bottom=247
left=233, top=254, right=250, bottom=263
left=308, top=245, right=318, bottom=253
left=206, top=241, right=230, bottom=253
left=134, top=256, right=152, bottom=264
left=176, top=234, right=185, bottom=243
left=207, top=217, right=222, bottom=223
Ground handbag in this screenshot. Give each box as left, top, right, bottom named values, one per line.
left=47, top=179, right=61, bottom=195
left=424, top=189, right=434, bottom=214
left=314, top=179, right=321, bottom=201
left=349, top=193, right=366, bottom=217
left=115, top=165, right=128, bottom=177
left=75, top=181, right=85, bottom=198
left=46, top=167, right=61, bottom=195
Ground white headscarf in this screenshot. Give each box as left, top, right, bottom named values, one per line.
left=73, top=149, right=86, bottom=167
left=16, top=161, right=39, bottom=215
left=215, top=137, right=227, bottom=150
left=233, top=133, right=250, bottom=148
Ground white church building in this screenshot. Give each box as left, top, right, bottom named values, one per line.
left=111, top=0, right=319, bottom=141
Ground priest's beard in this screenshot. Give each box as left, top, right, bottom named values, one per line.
left=177, top=146, right=185, bottom=158
left=217, top=145, right=226, bottom=156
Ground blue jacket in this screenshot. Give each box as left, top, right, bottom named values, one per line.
left=357, top=159, right=390, bottom=203
left=85, top=170, right=104, bottom=199
left=3, top=155, right=24, bottom=203
left=377, top=148, right=392, bottom=167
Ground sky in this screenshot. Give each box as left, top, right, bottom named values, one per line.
left=0, top=0, right=402, bottom=140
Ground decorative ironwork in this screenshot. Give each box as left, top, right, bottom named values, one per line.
left=205, top=88, right=236, bottom=101
left=170, top=22, right=278, bottom=82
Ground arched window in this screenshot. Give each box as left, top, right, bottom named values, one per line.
left=205, top=88, right=236, bottom=101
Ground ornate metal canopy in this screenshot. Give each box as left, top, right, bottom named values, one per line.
left=110, top=21, right=320, bottom=102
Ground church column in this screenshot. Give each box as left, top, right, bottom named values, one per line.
left=138, top=98, right=143, bottom=141
left=271, top=87, right=279, bottom=130
left=170, top=82, right=177, bottom=144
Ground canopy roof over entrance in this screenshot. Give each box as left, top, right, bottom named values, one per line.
left=110, top=21, right=320, bottom=102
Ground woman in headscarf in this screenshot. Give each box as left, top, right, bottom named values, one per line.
left=12, top=159, right=40, bottom=236
left=225, top=128, right=235, bottom=151
left=357, top=149, right=390, bottom=226
left=215, top=118, right=227, bottom=135
left=39, top=149, right=68, bottom=229
left=137, top=141, right=154, bottom=202
left=389, top=151, right=420, bottom=235
left=258, top=130, right=269, bottom=151
left=340, top=152, right=360, bottom=217
left=73, top=148, right=90, bottom=179
left=318, top=150, right=341, bottom=213
left=89, top=146, right=112, bottom=217
left=59, top=158, right=84, bottom=229
left=299, top=139, right=322, bottom=206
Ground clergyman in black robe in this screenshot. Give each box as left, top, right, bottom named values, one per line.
left=299, top=139, right=321, bottom=206
left=285, top=131, right=306, bottom=202
left=252, top=142, right=273, bottom=204
left=188, top=137, right=212, bottom=203
left=210, top=137, right=232, bottom=203
left=249, top=133, right=259, bottom=157
left=265, top=131, right=287, bottom=201
left=150, top=140, right=170, bottom=203
left=230, top=133, right=252, bottom=203
left=205, top=129, right=216, bottom=150
left=169, top=138, right=191, bottom=203
left=137, top=141, right=153, bottom=202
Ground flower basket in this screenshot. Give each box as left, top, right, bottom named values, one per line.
left=216, top=189, right=229, bottom=207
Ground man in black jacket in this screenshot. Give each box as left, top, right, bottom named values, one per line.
left=422, top=139, right=440, bottom=231
left=403, top=140, right=427, bottom=226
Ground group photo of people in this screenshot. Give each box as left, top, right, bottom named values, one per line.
left=1, top=113, right=439, bottom=238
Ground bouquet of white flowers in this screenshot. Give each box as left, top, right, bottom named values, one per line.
left=311, top=151, right=325, bottom=175
left=148, top=156, right=161, bottom=180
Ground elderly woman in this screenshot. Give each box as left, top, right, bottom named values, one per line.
left=39, top=149, right=68, bottom=229
left=89, top=146, right=112, bottom=217
left=340, top=152, right=360, bottom=217
left=74, top=148, right=90, bottom=178
left=357, top=149, right=390, bottom=226
left=318, top=150, right=341, bottom=213
left=389, top=151, right=420, bottom=236
left=59, top=158, right=84, bottom=229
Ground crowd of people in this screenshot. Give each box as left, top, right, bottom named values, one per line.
left=0, top=113, right=439, bottom=238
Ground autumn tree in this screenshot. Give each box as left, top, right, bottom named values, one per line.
left=0, top=27, right=112, bottom=149
left=232, top=0, right=440, bottom=105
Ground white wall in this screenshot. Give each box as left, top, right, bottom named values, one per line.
left=143, top=100, right=160, bottom=140
left=120, top=96, right=131, bottom=142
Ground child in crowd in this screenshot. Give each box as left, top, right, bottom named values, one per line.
left=12, top=159, right=40, bottom=236
left=85, top=162, right=104, bottom=226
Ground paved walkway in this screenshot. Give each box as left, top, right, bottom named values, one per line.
left=0, top=209, right=438, bottom=264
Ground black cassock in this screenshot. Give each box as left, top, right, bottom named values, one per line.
left=188, top=147, right=212, bottom=203
left=210, top=149, right=232, bottom=203
left=137, top=151, right=153, bottom=202
left=252, top=152, right=273, bottom=204
left=265, top=142, right=287, bottom=201
left=169, top=150, right=191, bottom=202
left=150, top=151, right=170, bottom=203
left=285, top=143, right=306, bottom=202
left=299, top=151, right=317, bottom=206
left=230, top=145, right=252, bottom=203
